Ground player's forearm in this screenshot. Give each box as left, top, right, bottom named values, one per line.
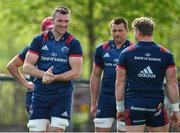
left=115, top=70, right=126, bottom=102
left=23, top=63, right=45, bottom=79
left=115, top=81, right=125, bottom=101
left=115, top=81, right=125, bottom=112
left=167, top=81, right=180, bottom=112
left=115, top=87, right=124, bottom=101
left=54, top=69, right=81, bottom=81
left=90, top=87, right=99, bottom=106
left=166, top=81, right=179, bottom=103
left=90, top=75, right=101, bottom=106
left=7, top=65, right=30, bottom=88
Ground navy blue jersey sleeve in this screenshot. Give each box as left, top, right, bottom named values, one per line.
left=28, top=34, right=44, bottom=55
left=69, top=39, right=83, bottom=57
left=117, top=48, right=128, bottom=70
left=94, top=45, right=103, bottom=68
left=17, top=45, right=30, bottom=62
left=166, top=51, right=176, bottom=69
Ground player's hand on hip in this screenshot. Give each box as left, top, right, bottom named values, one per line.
left=90, top=105, right=97, bottom=118
left=117, top=111, right=125, bottom=121
left=170, top=111, right=180, bottom=128
left=26, top=81, right=35, bottom=90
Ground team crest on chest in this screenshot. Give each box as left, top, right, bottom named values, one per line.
left=61, top=46, right=69, bottom=54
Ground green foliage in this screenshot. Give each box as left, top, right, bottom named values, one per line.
left=0, top=0, right=180, bottom=78
left=0, top=82, right=27, bottom=125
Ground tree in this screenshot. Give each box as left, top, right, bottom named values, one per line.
left=1, top=0, right=180, bottom=79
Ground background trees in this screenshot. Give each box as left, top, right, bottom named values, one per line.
left=1, top=0, right=180, bottom=79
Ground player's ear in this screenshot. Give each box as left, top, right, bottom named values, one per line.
left=136, top=29, right=141, bottom=37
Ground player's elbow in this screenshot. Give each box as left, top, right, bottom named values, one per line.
left=6, top=62, right=14, bottom=72
left=23, top=63, right=30, bottom=74
left=73, top=71, right=81, bottom=80
left=6, top=63, right=11, bottom=71
left=73, top=73, right=81, bottom=80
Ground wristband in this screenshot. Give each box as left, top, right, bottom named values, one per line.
left=172, top=103, right=180, bottom=112
left=116, top=101, right=124, bottom=112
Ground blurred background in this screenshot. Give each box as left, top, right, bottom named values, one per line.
left=0, top=0, right=180, bottom=131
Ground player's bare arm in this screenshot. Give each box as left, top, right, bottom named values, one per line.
left=90, top=64, right=102, bottom=118
left=54, top=57, right=83, bottom=81
left=115, top=68, right=126, bottom=103
left=115, top=68, right=126, bottom=120
left=166, top=67, right=179, bottom=104
left=166, top=67, right=180, bottom=127
left=23, top=52, right=45, bottom=78
left=7, top=56, right=34, bottom=89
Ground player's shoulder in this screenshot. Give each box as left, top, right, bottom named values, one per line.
left=121, top=40, right=134, bottom=50
left=96, top=40, right=111, bottom=50
left=156, top=43, right=172, bottom=55
left=119, top=43, right=136, bottom=57
left=22, top=45, right=30, bottom=52
left=67, top=33, right=81, bottom=45
left=126, top=44, right=136, bottom=52
left=126, top=40, right=134, bottom=46
left=33, top=32, right=45, bottom=42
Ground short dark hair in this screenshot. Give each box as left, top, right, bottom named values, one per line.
left=52, top=6, right=70, bottom=18
left=109, top=17, right=128, bottom=30
left=132, top=17, right=155, bottom=36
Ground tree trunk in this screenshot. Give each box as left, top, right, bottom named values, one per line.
left=86, top=0, right=96, bottom=78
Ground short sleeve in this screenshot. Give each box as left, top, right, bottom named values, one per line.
left=69, top=39, right=83, bottom=57
left=117, top=49, right=127, bottom=71
left=166, top=52, right=176, bottom=69
left=17, top=46, right=30, bottom=62
left=28, top=34, right=44, bottom=55
left=94, top=45, right=103, bottom=68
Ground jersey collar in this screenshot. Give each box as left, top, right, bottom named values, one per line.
left=48, top=31, right=70, bottom=42
left=111, top=40, right=130, bottom=49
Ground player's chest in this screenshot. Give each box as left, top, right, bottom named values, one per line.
left=102, top=49, right=121, bottom=65
left=40, top=41, right=70, bottom=58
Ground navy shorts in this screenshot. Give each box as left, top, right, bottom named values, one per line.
left=29, top=93, right=72, bottom=120
left=25, top=90, right=33, bottom=114
left=96, top=95, right=116, bottom=118
left=96, top=106, right=116, bottom=118
left=125, top=98, right=168, bottom=127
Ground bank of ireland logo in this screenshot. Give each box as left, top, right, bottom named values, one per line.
left=138, top=66, right=156, bottom=78
left=61, top=46, right=69, bottom=54
left=145, top=53, right=151, bottom=57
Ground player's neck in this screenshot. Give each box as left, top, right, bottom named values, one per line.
left=52, top=30, right=64, bottom=41
left=139, top=36, right=153, bottom=42
left=115, top=40, right=126, bottom=49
